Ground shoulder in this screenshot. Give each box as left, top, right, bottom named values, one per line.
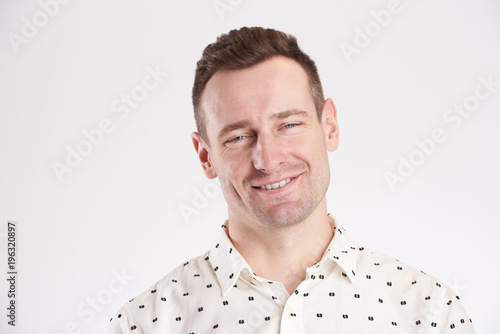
left=353, top=244, right=474, bottom=331
left=355, top=243, right=454, bottom=297
left=106, top=251, right=213, bottom=333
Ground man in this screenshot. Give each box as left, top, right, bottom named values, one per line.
left=107, top=27, right=475, bottom=333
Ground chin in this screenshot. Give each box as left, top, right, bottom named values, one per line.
left=253, top=203, right=314, bottom=228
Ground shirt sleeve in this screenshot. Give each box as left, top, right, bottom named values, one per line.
left=106, top=306, right=136, bottom=334
left=437, top=283, right=476, bottom=334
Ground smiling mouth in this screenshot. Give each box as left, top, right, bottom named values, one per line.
left=256, top=177, right=295, bottom=190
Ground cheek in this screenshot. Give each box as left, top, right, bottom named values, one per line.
left=216, top=152, right=251, bottom=184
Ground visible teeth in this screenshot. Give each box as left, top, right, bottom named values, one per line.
left=260, top=178, right=292, bottom=190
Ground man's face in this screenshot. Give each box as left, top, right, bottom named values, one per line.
left=194, top=56, right=338, bottom=229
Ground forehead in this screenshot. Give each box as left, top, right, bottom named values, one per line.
left=200, top=56, right=315, bottom=138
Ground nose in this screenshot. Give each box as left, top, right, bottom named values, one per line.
left=251, top=134, right=286, bottom=173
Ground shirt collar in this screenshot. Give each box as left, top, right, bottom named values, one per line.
left=209, top=221, right=253, bottom=296
left=208, top=216, right=358, bottom=296
left=320, top=215, right=358, bottom=282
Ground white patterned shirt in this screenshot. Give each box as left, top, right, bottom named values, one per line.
left=106, top=218, right=476, bottom=333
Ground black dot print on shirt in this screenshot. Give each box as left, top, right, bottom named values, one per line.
left=131, top=325, right=136, bottom=330
left=110, top=223, right=477, bottom=333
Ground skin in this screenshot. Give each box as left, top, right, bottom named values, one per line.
left=192, top=56, right=339, bottom=294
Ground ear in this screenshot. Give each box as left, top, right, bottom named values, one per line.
left=192, top=132, right=218, bottom=179
left=321, top=98, right=339, bottom=152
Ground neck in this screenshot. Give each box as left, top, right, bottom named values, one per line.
left=227, top=200, right=334, bottom=295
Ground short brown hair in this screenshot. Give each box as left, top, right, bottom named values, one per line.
left=192, top=26, right=325, bottom=143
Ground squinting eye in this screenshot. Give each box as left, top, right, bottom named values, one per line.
left=284, top=123, right=299, bottom=129
left=229, top=135, right=246, bottom=142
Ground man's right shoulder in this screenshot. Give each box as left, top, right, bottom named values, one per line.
left=105, top=251, right=216, bottom=334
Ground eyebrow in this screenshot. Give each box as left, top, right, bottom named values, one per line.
left=216, top=109, right=310, bottom=142
left=271, top=109, right=309, bottom=120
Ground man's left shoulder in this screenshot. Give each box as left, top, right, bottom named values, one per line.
left=356, top=246, right=452, bottom=293
left=352, top=245, right=475, bottom=332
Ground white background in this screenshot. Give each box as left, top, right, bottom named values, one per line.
left=0, top=0, right=499, bottom=333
